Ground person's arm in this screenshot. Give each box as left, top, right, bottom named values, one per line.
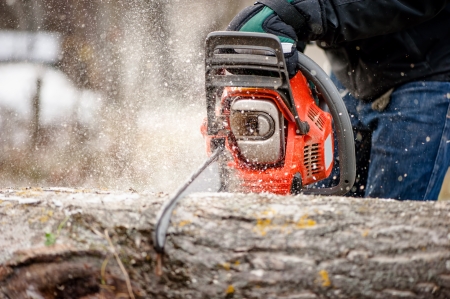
left=227, top=0, right=449, bottom=74
left=302, top=0, right=449, bottom=44
left=229, top=0, right=449, bottom=47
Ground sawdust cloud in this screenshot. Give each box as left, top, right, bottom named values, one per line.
left=0, top=1, right=254, bottom=193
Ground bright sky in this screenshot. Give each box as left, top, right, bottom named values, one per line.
left=0, top=63, right=101, bottom=125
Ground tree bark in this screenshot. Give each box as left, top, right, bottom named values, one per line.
left=0, top=188, right=449, bottom=299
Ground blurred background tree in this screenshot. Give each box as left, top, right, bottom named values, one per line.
left=0, top=0, right=254, bottom=191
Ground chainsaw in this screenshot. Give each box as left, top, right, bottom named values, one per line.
left=153, top=31, right=356, bottom=254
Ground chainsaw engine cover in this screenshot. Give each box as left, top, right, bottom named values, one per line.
left=215, top=75, right=334, bottom=194
left=230, top=99, right=285, bottom=164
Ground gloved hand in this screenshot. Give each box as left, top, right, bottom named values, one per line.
left=227, top=0, right=309, bottom=77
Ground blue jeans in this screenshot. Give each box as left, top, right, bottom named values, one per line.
left=325, top=76, right=450, bottom=200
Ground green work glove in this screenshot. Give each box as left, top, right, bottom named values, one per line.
left=227, top=0, right=310, bottom=76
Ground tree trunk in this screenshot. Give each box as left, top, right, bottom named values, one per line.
left=0, top=188, right=449, bottom=299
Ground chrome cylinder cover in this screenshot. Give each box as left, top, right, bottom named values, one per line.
left=230, top=99, right=285, bottom=164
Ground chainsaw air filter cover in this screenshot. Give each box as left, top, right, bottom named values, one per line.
left=230, top=99, right=285, bottom=164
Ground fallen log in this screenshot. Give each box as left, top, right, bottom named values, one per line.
left=0, top=188, right=449, bottom=299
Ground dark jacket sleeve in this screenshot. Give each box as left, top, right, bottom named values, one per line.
left=293, top=0, right=449, bottom=44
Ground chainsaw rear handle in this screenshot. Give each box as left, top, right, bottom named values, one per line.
left=296, top=52, right=356, bottom=195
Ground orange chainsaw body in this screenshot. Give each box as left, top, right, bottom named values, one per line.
left=202, top=71, right=334, bottom=194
